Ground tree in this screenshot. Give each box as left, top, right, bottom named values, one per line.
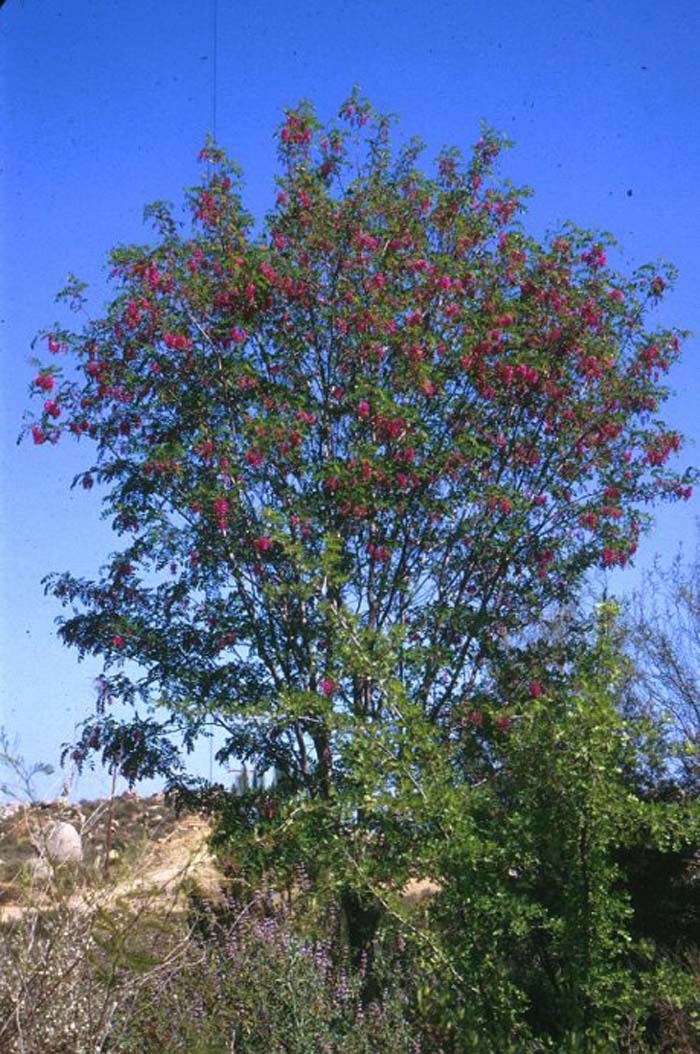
left=26, top=92, right=694, bottom=970
left=625, top=535, right=700, bottom=791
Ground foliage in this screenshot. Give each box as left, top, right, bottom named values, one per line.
left=0, top=886, right=419, bottom=1054
left=413, top=603, right=700, bottom=1052
left=26, top=91, right=692, bottom=801
left=23, top=92, right=700, bottom=1049
left=117, top=898, right=418, bottom=1054
left=261, top=604, right=700, bottom=1052
left=0, top=898, right=140, bottom=1054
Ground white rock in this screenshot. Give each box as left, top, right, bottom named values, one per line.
left=45, top=821, right=83, bottom=864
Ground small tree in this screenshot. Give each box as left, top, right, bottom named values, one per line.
left=405, top=604, right=700, bottom=1053
left=0, top=728, right=54, bottom=804
left=26, top=93, right=693, bottom=958
left=625, top=536, right=700, bottom=790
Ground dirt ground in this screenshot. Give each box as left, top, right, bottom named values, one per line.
left=0, top=793, right=440, bottom=922
left=0, top=794, right=218, bottom=919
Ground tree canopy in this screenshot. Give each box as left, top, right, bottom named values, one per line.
left=27, top=93, right=693, bottom=799
left=24, top=91, right=700, bottom=1051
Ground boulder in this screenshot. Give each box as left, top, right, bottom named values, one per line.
left=45, top=821, right=83, bottom=865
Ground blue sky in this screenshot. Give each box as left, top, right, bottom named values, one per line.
left=1, top=0, right=699, bottom=800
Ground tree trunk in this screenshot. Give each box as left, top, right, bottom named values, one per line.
left=340, top=888, right=383, bottom=1005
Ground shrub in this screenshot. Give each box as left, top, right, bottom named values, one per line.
left=117, top=897, right=419, bottom=1054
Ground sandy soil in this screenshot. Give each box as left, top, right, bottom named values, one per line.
left=0, top=796, right=440, bottom=922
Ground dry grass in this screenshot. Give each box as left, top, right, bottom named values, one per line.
left=1, top=793, right=442, bottom=922
left=0, top=793, right=219, bottom=921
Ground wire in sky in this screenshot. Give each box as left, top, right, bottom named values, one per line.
left=210, top=0, right=219, bottom=143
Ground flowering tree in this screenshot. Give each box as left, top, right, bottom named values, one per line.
left=27, top=93, right=692, bottom=865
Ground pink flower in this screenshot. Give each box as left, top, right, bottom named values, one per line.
left=245, top=448, right=264, bottom=468
left=48, top=336, right=61, bottom=354
left=43, top=400, right=61, bottom=418
left=529, top=682, right=543, bottom=698
left=163, top=332, right=192, bottom=351
left=253, top=536, right=271, bottom=553
left=357, top=400, right=370, bottom=418
left=34, top=374, right=55, bottom=392
left=325, top=476, right=340, bottom=492
left=31, top=424, right=46, bottom=445
left=357, top=230, right=379, bottom=251
left=231, top=327, right=247, bottom=344
left=212, top=497, right=228, bottom=528
left=320, top=678, right=337, bottom=697
left=581, top=246, right=607, bottom=269
left=112, top=635, right=125, bottom=649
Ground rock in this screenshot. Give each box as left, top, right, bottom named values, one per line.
left=45, top=821, right=83, bottom=865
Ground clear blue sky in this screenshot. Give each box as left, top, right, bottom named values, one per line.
left=1, top=0, right=699, bottom=800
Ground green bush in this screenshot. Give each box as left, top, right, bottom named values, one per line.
left=387, top=605, right=700, bottom=1053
